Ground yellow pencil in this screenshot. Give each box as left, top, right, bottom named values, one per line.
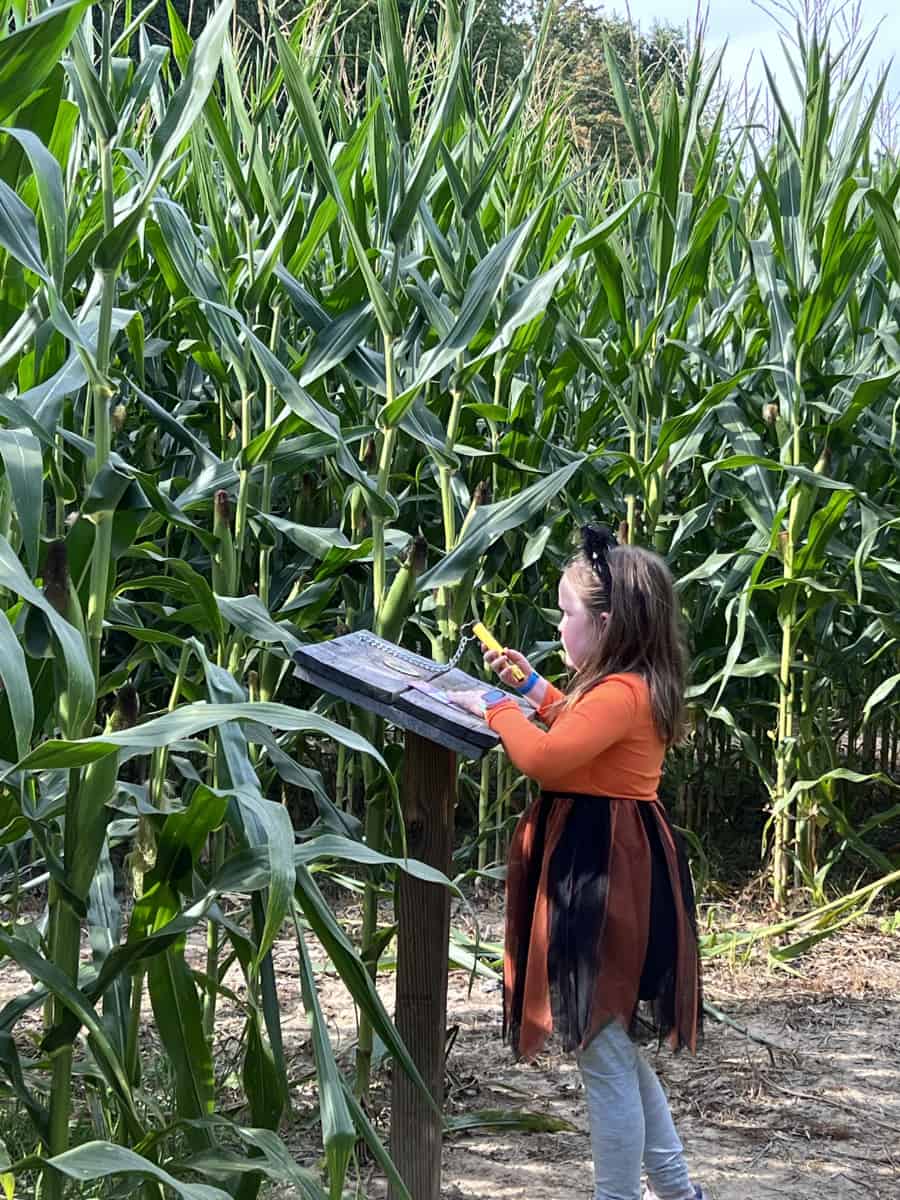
left=472, top=622, right=526, bottom=682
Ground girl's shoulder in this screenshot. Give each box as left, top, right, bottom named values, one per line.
left=579, top=672, right=649, bottom=709
left=598, top=671, right=649, bottom=694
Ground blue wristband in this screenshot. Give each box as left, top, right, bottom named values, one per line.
left=515, top=670, right=540, bottom=696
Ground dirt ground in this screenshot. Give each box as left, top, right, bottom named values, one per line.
left=272, top=892, right=900, bottom=1200
left=2, top=891, right=898, bottom=1199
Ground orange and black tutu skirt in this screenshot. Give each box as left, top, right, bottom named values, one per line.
left=504, top=792, right=702, bottom=1060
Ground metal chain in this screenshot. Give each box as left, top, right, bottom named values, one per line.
left=356, top=632, right=431, bottom=670
left=431, top=626, right=475, bottom=676
left=356, top=626, right=474, bottom=679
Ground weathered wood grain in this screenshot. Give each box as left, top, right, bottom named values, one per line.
left=390, top=733, right=456, bottom=1200
left=292, top=631, right=533, bottom=758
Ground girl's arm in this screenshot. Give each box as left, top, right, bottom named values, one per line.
left=534, top=680, right=565, bottom=721
left=485, top=679, right=638, bottom=786
left=482, top=646, right=564, bottom=718
left=510, top=674, right=562, bottom=714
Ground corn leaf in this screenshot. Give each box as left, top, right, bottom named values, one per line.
left=0, top=426, right=42, bottom=571
left=418, top=457, right=584, bottom=589
left=0, top=0, right=91, bottom=125
left=20, top=1143, right=230, bottom=1200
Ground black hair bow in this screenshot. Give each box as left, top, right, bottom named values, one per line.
left=581, top=523, right=617, bottom=593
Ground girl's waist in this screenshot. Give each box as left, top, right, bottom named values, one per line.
left=540, top=789, right=661, bottom=804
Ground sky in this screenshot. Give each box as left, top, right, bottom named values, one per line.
left=609, top=1, right=900, bottom=110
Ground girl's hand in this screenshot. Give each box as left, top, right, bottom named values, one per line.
left=482, top=645, right=533, bottom=688
left=447, top=688, right=492, bottom=718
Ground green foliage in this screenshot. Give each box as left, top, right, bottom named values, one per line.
left=0, top=1, right=898, bottom=1197
left=537, top=0, right=689, bottom=163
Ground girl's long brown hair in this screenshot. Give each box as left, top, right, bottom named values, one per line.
left=561, top=543, right=686, bottom=746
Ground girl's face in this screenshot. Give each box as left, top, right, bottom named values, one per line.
left=558, top=572, right=602, bottom=670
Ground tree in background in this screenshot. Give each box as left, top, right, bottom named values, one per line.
left=155, top=0, right=685, bottom=143
left=158, top=0, right=527, bottom=98
left=323, top=0, right=527, bottom=105
left=531, top=0, right=688, bottom=164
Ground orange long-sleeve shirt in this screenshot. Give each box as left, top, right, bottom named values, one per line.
left=486, top=672, right=665, bottom=800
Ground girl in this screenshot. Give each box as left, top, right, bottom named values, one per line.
left=450, top=525, right=704, bottom=1200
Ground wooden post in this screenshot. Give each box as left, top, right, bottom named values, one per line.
left=292, top=633, right=532, bottom=1197
left=390, top=732, right=456, bottom=1200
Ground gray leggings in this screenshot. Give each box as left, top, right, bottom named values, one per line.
left=576, top=1020, right=695, bottom=1200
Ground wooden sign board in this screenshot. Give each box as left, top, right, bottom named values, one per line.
left=292, top=631, right=533, bottom=758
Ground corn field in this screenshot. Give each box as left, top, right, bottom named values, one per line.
left=0, top=0, right=898, bottom=1194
